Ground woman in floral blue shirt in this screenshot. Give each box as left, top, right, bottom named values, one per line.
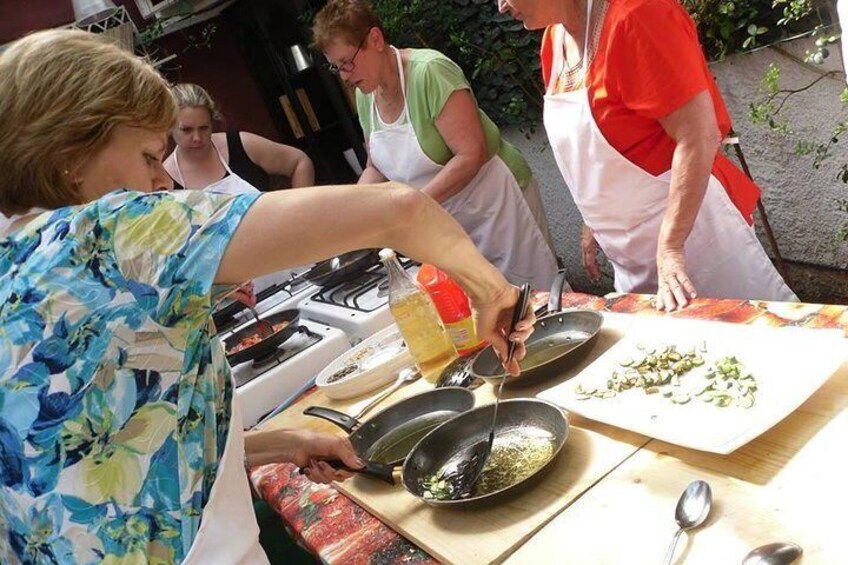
left=0, top=30, right=532, bottom=564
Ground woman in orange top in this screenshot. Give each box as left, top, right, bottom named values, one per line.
left=498, top=0, right=796, bottom=310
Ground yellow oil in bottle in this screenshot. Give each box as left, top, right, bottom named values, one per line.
left=390, top=292, right=458, bottom=383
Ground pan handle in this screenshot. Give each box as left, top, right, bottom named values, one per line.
left=299, top=459, right=397, bottom=485
left=547, top=269, right=568, bottom=314
left=303, top=406, right=359, bottom=432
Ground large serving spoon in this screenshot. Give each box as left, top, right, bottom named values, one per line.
left=741, top=542, right=802, bottom=565
left=247, top=305, right=275, bottom=338
left=435, top=283, right=531, bottom=500
left=663, top=480, right=713, bottom=565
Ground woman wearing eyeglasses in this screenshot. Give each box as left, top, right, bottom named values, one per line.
left=313, top=0, right=565, bottom=292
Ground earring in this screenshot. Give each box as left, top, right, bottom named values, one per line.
left=63, top=170, right=69, bottom=175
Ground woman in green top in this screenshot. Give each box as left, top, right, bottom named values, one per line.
left=313, top=0, right=566, bottom=292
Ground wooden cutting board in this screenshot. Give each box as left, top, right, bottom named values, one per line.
left=263, top=313, right=648, bottom=564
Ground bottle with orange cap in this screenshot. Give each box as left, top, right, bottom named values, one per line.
left=416, top=264, right=487, bottom=356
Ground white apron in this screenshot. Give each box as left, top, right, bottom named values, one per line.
left=542, top=10, right=796, bottom=301
left=369, top=47, right=561, bottom=291
left=183, top=394, right=270, bottom=564
left=175, top=142, right=293, bottom=293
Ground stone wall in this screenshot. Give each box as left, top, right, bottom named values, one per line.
left=504, top=36, right=848, bottom=303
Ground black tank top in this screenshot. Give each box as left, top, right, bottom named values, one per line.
left=226, top=131, right=270, bottom=191
left=172, top=131, right=270, bottom=191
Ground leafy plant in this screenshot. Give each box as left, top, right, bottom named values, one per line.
left=681, top=0, right=822, bottom=60
left=743, top=0, right=846, bottom=240
left=371, top=0, right=543, bottom=132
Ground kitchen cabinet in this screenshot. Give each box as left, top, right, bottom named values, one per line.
left=229, top=0, right=366, bottom=185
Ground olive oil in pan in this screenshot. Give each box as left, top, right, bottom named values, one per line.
left=521, top=332, right=590, bottom=370
left=366, top=411, right=456, bottom=464
left=420, top=426, right=558, bottom=500
left=472, top=427, right=556, bottom=496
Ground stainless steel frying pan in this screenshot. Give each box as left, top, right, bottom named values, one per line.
left=471, top=270, right=603, bottom=381
left=329, top=399, right=569, bottom=506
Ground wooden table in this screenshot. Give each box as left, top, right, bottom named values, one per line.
left=250, top=293, right=848, bottom=564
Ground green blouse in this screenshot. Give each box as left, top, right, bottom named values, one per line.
left=356, top=48, right=531, bottom=189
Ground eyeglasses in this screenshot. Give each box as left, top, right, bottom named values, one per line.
left=326, top=34, right=368, bottom=75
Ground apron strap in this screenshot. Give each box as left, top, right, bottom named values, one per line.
left=581, top=0, right=594, bottom=75
left=174, top=147, right=188, bottom=188
left=211, top=138, right=235, bottom=175
left=370, top=46, right=410, bottom=130
left=174, top=138, right=233, bottom=190
left=547, top=0, right=594, bottom=95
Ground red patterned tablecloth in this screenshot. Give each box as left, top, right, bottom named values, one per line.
left=249, top=293, right=848, bottom=564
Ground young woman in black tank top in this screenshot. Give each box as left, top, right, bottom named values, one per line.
left=163, top=83, right=314, bottom=191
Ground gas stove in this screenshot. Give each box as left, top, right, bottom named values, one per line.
left=229, top=317, right=349, bottom=428
left=214, top=269, right=319, bottom=334
left=298, top=258, right=419, bottom=345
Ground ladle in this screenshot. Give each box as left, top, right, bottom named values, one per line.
left=436, top=283, right=530, bottom=499
left=247, top=305, right=274, bottom=338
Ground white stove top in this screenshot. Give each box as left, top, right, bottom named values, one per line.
left=299, top=263, right=419, bottom=345
left=230, top=318, right=349, bottom=428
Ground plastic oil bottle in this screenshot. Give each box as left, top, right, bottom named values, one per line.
left=379, top=249, right=457, bottom=382
left=417, top=264, right=486, bottom=356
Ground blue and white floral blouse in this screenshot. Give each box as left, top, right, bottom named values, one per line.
left=0, top=189, right=259, bottom=564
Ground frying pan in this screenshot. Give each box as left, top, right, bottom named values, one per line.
left=303, top=387, right=474, bottom=465
left=471, top=270, right=603, bottom=381
left=328, top=399, right=569, bottom=506
left=304, top=249, right=379, bottom=287
left=223, top=308, right=300, bottom=366
left=212, top=283, right=289, bottom=333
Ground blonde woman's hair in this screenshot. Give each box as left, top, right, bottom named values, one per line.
left=171, top=82, right=223, bottom=121
left=0, top=29, right=176, bottom=216
left=312, top=0, right=383, bottom=51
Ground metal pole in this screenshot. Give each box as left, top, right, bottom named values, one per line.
left=727, top=129, right=790, bottom=280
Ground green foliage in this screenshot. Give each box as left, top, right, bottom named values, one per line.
left=371, top=0, right=543, bottom=132
left=367, top=0, right=825, bottom=131
left=680, top=0, right=821, bottom=60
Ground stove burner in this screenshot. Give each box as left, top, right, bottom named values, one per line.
left=377, top=279, right=390, bottom=298
left=233, top=326, right=322, bottom=386
left=309, top=257, right=417, bottom=312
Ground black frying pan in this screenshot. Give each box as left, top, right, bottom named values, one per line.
left=326, top=399, right=569, bottom=507
left=304, top=249, right=379, bottom=287
left=303, top=387, right=474, bottom=465
left=471, top=270, right=603, bottom=381
left=213, top=283, right=289, bottom=333
left=223, top=309, right=300, bottom=365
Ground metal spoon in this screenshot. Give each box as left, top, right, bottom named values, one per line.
left=663, top=480, right=713, bottom=565
left=437, top=283, right=530, bottom=499
left=247, top=305, right=275, bottom=338
left=353, top=367, right=422, bottom=420
left=742, top=542, right=802, bottom=565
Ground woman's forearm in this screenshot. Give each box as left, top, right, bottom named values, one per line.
left=289, top=156, right=315, bottom=188
left=658, top=138, right=716, bottom=251
left=422, top=153, right=484, bottom=203
left=244, top=428, right=295, bottom=467
left=216, top=182, right=505, bottom=304
left=358, top=165, right=387, bottom=184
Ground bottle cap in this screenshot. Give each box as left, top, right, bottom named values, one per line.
left=378, top=248, right=396, bottom=261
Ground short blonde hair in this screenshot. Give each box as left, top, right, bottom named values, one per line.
left=0, top=29, right=176, bottom=215
left=172, top=82, right=223, bottom=121
left=312, top=0, right=383, bottom=51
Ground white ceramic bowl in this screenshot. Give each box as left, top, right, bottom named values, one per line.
left=316, top=324, right=414, bottom=399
